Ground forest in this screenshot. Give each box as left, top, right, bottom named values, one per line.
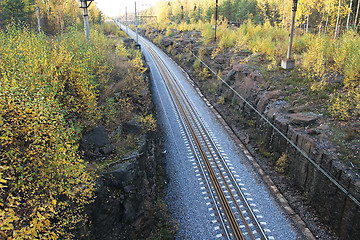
left=146, top=0, right=360, bottom=34
left=0, top=0, right=103, bottom=34
left=141, top=0, right=360, bottom=122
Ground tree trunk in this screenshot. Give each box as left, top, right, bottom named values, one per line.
left=355, top=0, right=360, bottom=28
left=35, top=1, right=41, bottom=34
left=335, top=0, right=342, bottom=38
left=282, top=2, right=286, bottom=29
left=346, top=0, right=353, bottom=30
left=306, top=7, right=310, bottom=33
left=58, top=5, right=63, bottom=32
left=325, top=1, right=331, bottom=33
left=319, top=3, right=326, bottom=34
left=74, top=1, right=76, bottom=25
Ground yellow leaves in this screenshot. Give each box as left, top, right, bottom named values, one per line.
left=29, top=204, right=57, bottom=239
left=0, top=172, right=7, bottom=189
left=1, top=25, right=100, bottom=239
left=140, top=114, right=157, bottom=132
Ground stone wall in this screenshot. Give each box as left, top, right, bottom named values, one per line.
left=218, top=64, right=360, bottom=239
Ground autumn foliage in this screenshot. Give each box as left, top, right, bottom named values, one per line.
left=0, top=19, right=158, bottom=237
left=142, top=0, right=360, bottom=121
left=0, top=24, right=119, bottom=238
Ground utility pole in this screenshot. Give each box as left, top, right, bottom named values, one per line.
left=126, top=7, right=128, bottom=35
left=215, top=0, right=218, bottom=42
left=80, top=0, right=92, bottom=41
left=135, top=1, right=139, bottom=43
left=281, top=0, right=298, bottom=69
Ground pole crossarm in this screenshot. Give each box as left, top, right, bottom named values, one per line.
left=79, top=0, right=93, bottom=9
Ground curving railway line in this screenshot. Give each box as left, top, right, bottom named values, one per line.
left=117, top=21, right=299, bottom=240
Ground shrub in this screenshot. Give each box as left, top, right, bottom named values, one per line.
left=301, top=35, right=334, bottom=91
left=193, top=59, right=201, bottom=71
left=328, top=93, right=351, bottom=120
left=218, top=28, right=237, bottom=49
left=334, top=30, right=360, bottom=89
left=0, top=24, right=122, bottom=239
left=140, top=114, right=157, bottom=132
left=276, top=153, right=288, bottom=174
left=202, top=22, right=214, bottom=45
left=98, top=22, right=128, bottom=37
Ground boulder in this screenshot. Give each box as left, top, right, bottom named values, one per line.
left=123, top=119, right=142, bottom=134
left=226, top=69, right=236, bottom=84
left=123, top=38, right=135, bottom=49
left=82, top=126, right=109, bottom=149
left=289, top=112, right=320, bottom=126
left=257, top=90, right=282, bottom=113
left=80, top=126, right=115, bottom=158
left=232, top=63, right=250, bottom=75
left=160, top=37, right=173, bottom=47
left=288, top=104, right=311, bottom=113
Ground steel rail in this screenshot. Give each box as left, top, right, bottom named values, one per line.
left=126, top=25, right=270, bottom=239
left=146, top=45, right=232, bottom=239
left=176, top=91, right=268, bottom=239
left=145, top=43, right=245, bottom=240
left=164, top=58, right=269, bottom=240
left=167, top=66, right=257, bottom=240
left=150, top=50, right=240, bottom=239
left=151, top=41, right=267, bottom=240
left=143, top=40, right=270, bottom=240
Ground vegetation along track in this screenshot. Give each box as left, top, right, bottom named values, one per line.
left=141, top=36, right=270, bottom=240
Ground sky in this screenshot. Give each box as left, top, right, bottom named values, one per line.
left=95, top=0, right=159, bottom=17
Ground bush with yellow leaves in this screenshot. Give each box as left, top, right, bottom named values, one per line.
left=0, top=24, right=121, bottom=239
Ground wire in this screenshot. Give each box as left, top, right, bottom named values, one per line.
left=186, top=48, right=360, bottom=208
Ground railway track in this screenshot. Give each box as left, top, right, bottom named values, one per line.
left=120, top=23, right=271, bottom=240
left=142, top=40, right=269, bottom=239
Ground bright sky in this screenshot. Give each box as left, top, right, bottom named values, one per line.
left=95, top=0, right=159, bottom=17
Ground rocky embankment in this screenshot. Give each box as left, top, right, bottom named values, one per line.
left=141, top=28, right=360, bottom=239
left=85, top=130, right=163, bottom=240
left=76, top=43, right=170, bottom=239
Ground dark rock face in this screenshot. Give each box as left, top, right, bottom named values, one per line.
left=123, top=119, right=142, bottom=134
left=87, top=134, right=160, bottom=240
left=257, top=90, right=281, bottom=113
left=84, top=126, right=109, bottom=147
left=80, top=126, right=115, bottom=159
